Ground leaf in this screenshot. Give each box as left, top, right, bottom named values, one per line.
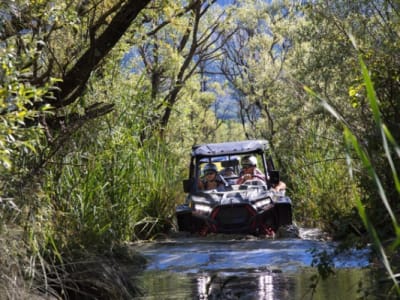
left=359, top=56, right=381, bottom=125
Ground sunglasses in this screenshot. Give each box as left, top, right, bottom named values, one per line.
left=205, top=171, right=215, bottom=175
left=242, top=165, right=253, bottom=169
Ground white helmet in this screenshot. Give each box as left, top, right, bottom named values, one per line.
left=241, top=155, right=257, bottom=167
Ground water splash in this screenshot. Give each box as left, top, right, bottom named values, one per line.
left=133, top=231, right=370, bottom=273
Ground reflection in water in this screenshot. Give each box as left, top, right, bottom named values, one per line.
left=133, top=268, right=372, bottom=299
left=195, top=272, right=277, bottom=299
left=197, top=275, right=209, bottom=299
left=258, top=273, right=274, bottom=299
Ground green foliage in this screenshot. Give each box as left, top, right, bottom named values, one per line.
left=218, top=0, right=295, bottom=141
left=311, top=55, right=400, bottom=296
left=46, top=135, right=183, bottom=249
left=285, top=124, right=359, bottom=232
left=2, top=0, right=400, bottom=297
left=43, top=74, right=185, bottom=248
left=0, top=49, right=53, bottom=172
left=122, top=0, right=229, bottom=142
left=0, top=22, right=57, bottom=293
left=213, top=1, right=365, bottom=236
left=349, top=57, right=399, bottom=295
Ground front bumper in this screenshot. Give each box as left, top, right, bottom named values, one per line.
left=176, top=203, right=282, bottom=235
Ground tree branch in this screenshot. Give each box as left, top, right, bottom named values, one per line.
left=56, top=0, right=151, bottom=108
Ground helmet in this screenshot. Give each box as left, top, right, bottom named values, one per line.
left=241, top=155, right=257, bottom=166
left=203, top=163, right=218, bottom=174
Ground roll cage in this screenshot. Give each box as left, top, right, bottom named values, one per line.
left=183, top=140, right=280, bottom=193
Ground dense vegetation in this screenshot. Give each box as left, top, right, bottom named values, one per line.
left=0, top=0, right=399, bottom=298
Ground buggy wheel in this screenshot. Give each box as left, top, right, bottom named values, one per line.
left=259, top=208, right=279, bottom=235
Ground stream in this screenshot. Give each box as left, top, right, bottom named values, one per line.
left=130, top=228, right=376, bottom=299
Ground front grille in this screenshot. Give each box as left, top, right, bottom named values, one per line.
left=212, top=205, right=256, bottom=231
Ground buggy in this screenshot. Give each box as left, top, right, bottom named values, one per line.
left=176, top=140, right=292, bottom=236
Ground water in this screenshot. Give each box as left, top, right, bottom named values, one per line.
left=130, top=228, right=375, bottom=299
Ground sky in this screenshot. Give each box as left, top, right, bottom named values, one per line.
left=217, top=0, right=234, bottom=5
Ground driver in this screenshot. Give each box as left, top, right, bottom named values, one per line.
left=236, top=155, right=266, bottom=184
left=198, top=163, right=224, bottom=190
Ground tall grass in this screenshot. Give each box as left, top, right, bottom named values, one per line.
left=284, top=125, right=359, bottom=232
left=19, top=127, right=186, bottom=297
left=0, top=90, right=187, bottom=298
left=306, top=56, right=400, bottom=296
left=46, top=133, right=184, bottom=249
left=0, top=70, right=188, bottom=298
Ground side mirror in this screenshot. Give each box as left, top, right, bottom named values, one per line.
left=183, top=178, right=195, bottom=193
left=268, top=170, right=280, bottom=185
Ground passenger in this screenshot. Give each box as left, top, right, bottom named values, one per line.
left=198, top=163, right=224, bottom=190
left=271, top=180, right=286, bottom=191
left=220, top=167, right=237, bottom=184
left=236, top=155, right=266, bottom=184
left=266, top=170, right=287, bottom=191
left=221, top=167, right=236, bottom=177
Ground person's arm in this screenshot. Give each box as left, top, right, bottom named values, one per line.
left=272, top=181, right=286, bottom=191
left=236, top=173, right=252, bottom=184
left=198, top=180, right=205, bottom=190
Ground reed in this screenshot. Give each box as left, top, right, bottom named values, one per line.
left=306, top=56, right=400, bottom=296
left=46, top=134, right=183, bottom=249
left=19, top=128, right=184, bottom=297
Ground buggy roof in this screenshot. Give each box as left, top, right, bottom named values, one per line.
left=192, top=140, right=269, bottom=158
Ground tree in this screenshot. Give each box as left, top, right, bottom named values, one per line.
left=288, top=0, right=400, bottom=233
left=122, top=0, right=234, bottom=143
left=212, top=0, right=363, bottom=232
left=0, top=0, right=151, bottom=153
left=218, top=0, right=292, bottom=147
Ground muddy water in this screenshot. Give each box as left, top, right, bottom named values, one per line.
left=130, top=229, right=374, bottom=299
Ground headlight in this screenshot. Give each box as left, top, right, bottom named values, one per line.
left=254, top=198, right=272, bottom=208
left=195, top=204, right=212, bottom=213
